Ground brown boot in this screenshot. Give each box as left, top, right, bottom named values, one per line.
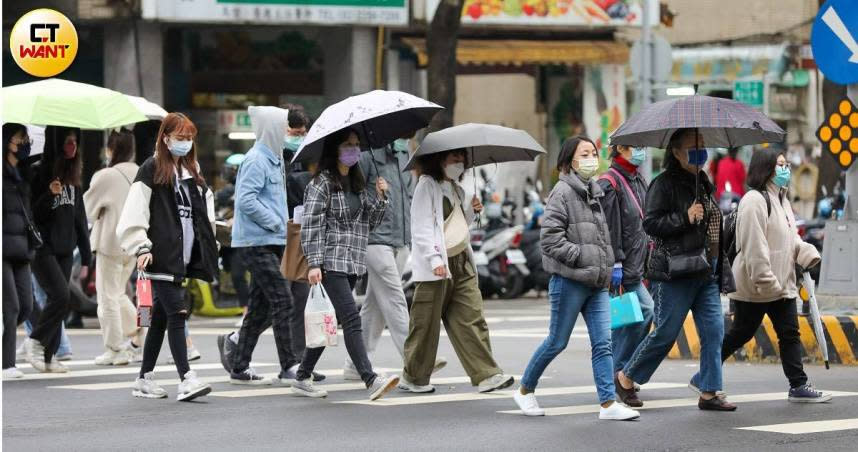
left=614, top=372, right=643, bottom=408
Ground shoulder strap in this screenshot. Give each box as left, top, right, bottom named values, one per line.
left=752, top=189, right=771, bottom=217
left=113, top=167, right=133, bottom=186
left=608, top=168, right=644, bottom=220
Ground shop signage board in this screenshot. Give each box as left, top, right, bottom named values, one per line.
left=733, top=79, right=765, bottom=109
left=811, top=0, right=858, bottom=85
left=425, top=0, right=645, bottom=27
left=218, top=110, right=253, bottom=133
left=143, top=0, right=408, bottom=26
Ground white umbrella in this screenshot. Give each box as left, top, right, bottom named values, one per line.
left=126, top=95, right=168, bottom=120
left=291, top=90, right=443, bottom=164
left=403, top=123, right=546, bottom=170
left=802, top=271, right=830, bottom=369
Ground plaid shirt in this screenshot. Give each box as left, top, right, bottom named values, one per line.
left=300, top=171, right=388, bottom=276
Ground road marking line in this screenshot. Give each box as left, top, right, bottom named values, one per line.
left=339, top=382, right=687, bottom=407
left=498, top=391, right=858, bottom=416
left=211, top=374, right=469, bottom=398
left=7, top=362, right=275, bottom=381
left=19, top=327, right=561, bottom=338
left=18, top=359, right=119, bottom=368
left=737, top=418, right=858, bottom=434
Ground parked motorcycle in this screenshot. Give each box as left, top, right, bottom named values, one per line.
left=519, top=177, right=549, bottom=295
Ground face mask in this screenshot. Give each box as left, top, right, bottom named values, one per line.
left=63, top=142, right=77, bottom=159
left=338, top=146, right=361, bottom=167
left=15, top=142, right=31, bottom=161
left=629, top=147, right=646, bottom=166
left=575, top=157, right=599, bottom=180
left=687, top=148, right=709, bottom=166
left=284, top=134, right=303, bottom=152
left=393, top=139, right=410, bottom=153
left=773, top=165, right=791, bottom=188
left=444, top=162, right=465, bottom=180
left=167, top=138, right=193, bottom=157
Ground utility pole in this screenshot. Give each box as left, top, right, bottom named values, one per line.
left=639, top=0, right=655, bottom=180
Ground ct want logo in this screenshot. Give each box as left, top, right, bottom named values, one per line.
left=10, top=9, right=78, bottom=78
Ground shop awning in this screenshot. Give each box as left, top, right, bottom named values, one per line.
left=670, top=44, right=788, bottom=84
left=401, top=38, right=629, bottom=67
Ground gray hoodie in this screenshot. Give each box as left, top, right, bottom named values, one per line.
left=248, top=106, right=288, bottom=186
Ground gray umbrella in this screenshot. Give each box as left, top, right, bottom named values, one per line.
left=404, top=123, right=546, bottom=170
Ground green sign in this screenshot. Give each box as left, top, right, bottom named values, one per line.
left=734, top=80, right=764, bottom=108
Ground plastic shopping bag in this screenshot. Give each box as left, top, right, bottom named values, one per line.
left=304, top=284, right=338, bottom=348
left=136, top=275, right=153, bottom=327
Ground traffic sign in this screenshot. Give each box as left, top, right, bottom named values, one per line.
left=734, top=79, right=765, bottom=109
left=811, top=0, right=858, bottom=85
left=815, top=96, right=858, bottom=169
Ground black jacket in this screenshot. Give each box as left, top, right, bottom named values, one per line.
left=117, top=157, right=218, bottom=282
left=643, top=165, right=723, bottom=283
left=2, top=162, right=35, bottom=263
left=286, top=170, right=313, bottom=219
left=597, top=163, right=649, bottom=286
left=29, top=161, right=92, bottom=264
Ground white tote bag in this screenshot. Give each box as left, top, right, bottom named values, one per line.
left=304, top=284, right=338, bottom=348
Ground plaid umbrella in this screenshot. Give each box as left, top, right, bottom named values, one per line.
left=610, top=95, right=785, bottom=148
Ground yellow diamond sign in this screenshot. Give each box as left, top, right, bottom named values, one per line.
left=817, top=97, right=858, bottom=170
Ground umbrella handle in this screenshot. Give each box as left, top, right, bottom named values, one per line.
left=472, top=147, right=481, bottom=228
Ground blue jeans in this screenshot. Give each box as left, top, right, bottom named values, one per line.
left=521, top=275, right=615, bottom=404
left=612, top=283, right=655, bottom=372
left=623, top=275, right=724, bottom=392
left=26, top=275, right=72, bottom=357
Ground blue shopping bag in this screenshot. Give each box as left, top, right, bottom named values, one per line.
left=610, top=290, right=644, bottom=330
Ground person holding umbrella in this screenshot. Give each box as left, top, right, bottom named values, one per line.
left=615, top=128, right=736, bottom=411
left=296, top=127, right=401, bottom=401
left=692, top=148, right=830, bottom=403
left=513, top=136, right=640, bottom=420
left=27, top=126, right=92, bottom=373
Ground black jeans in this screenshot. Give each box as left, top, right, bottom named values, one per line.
left=139, top=280, right=189, bottom=379
left=232, top=246, right=297, bottom=374
left=297, top=272, right=376, bottom=386
left=722, top=298, right=807, bottom=388
left=3, top=260, right=33, bottom=369
left=288, top=280, right=310, bottom=355
left=222, top=247, right=250, bottom=307
left=30, top=253, right=73, bottom=363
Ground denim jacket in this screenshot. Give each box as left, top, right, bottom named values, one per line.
left=231, top=143, right=287, bottom=247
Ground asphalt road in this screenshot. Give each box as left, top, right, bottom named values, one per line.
left=4, top=297, right=858, bottom=451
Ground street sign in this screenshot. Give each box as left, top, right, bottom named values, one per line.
left=734, top=79, right=765, bottom=109
left=815, top=97, right=858, bottom=169
left=629, top=34, right=673, bottom=82
left=811, top=0, right=858, bottom=85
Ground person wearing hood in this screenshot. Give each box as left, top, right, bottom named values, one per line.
left=27, top=126, right=92, bottom=373
left=512, top=136, right=640, bottom=421
left=227, top=106, right=301, bottom=386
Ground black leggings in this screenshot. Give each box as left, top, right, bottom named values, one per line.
left=30, top=253, right=73, bottom=363
left=3, top=260, right=33, bottom=369
left=139, top=280, right=190, bottom=380
left=223, top=247, right=250, bottom=308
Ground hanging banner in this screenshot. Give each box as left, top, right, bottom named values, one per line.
left=143, top=0, right=408, bottom=26
left=426, top=0, right=644, bottom=27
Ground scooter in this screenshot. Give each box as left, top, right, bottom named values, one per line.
left=519, top=177, right=549, bottom=295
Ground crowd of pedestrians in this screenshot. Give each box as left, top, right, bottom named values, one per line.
left=2, top=102, right=832, bottom=415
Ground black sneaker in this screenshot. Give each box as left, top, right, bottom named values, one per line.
left=230, top=368, right=271, bottom=386
left=217, top=333, right=236, bottom=374
left=788, top=384, right=833, bottom=403
left=312, top=371, right=326, bottom=382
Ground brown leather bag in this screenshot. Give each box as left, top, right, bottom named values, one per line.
left=281, top=220, right=309, bottom=282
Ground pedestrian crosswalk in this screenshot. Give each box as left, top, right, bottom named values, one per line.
left=737, top=418, right=858, bottom=434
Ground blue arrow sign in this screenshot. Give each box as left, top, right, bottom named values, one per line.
left=812, top=0, right=858, bottom=85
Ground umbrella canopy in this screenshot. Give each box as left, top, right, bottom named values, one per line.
left=291, top=90, right=442, bottom=164
left=126, top=95, right=168, bottom=120
left=2, top=78, right=148, bottom=130
left=404, top=123, right=546, bottom=170
left=610, top=95, right=785, bottom=148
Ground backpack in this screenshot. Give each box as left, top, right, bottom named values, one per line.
left=723, top=190, right=771, bottom=266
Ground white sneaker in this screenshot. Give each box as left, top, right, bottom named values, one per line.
left=133, top=372, right=168, bottom=399
left=177, top=370, right=211, bottom=401
left=3, top=367, right=24, bottom=380
left=599, top=402, right=640, bottom=421
left=343, top=361, right=361, bottom=381
left=126, top=343, right=143, bottom=363
left=26, top=340, right=47, bottom=373
left=167, top=346, right=202, bottom=364
left=478, top=374, right=515, bottom=393
left=46, top=360, right=68, bottom=373
left=513, top=389, right=545, bottom=416
left=433, top=357, right=448, bottom=374
left=398, top=376, right=435, bottom=393
left=95, top=349, right=130, bottom=366
left=368, top=374, right=400, bottom=401
left=291, top=378, right=328, bottom=398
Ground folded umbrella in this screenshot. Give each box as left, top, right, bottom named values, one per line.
left=403, top=123, right=546, bottom=170
left=2, top=78, right=148, bottom=129
left=291, top=90, right=442, bottom=164
left=802, top=271, right=830, bottom=369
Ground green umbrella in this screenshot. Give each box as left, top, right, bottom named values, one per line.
left=2, top=78, right=148, bottom=129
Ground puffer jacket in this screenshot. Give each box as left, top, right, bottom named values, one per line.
left=597, top=161, right=649, bottom=286
left=2, top=162, right=34, bottom=263
left=541, top=171, right=614, bottom=289
left=643, top=165, right=723, bottom=283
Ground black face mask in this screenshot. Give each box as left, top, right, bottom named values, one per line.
left=15, top=142, right=31, bottom=161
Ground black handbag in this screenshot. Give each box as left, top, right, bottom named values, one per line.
left=667, top=250, right=711, bottom=277
left=16, top=186, right=43, bottom=250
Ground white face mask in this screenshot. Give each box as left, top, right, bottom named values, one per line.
left=444, top=162, right=465, bottom=180
left=575, top=157, right=599, bottom=180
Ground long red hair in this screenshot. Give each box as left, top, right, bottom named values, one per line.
left=153, top=112, right=204, bottom=186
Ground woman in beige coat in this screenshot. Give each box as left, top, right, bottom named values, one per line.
left=693, top=148, right=831, bottom=403
left=84, top=130, right=142, bottom=366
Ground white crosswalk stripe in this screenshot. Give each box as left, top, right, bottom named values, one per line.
left=211, top=375, right=474, bottom=398
left=737, top=418, right=858, bottom=434
left=6, top=362, right=276, bottom=381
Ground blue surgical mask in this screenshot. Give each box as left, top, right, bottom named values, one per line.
left=687, top=148, right=709, bottom=166
left=284, top=134, right=304, bottom=152
left=773, top=165, right=791, bottom=188
left=393, top=139, right=410, bottom=153
left=629, top=147, right=646, bottom=166
left=167, top=139, right=193, bottom=157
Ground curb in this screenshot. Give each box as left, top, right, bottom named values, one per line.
left=667, top=314, right=858, bottom=366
